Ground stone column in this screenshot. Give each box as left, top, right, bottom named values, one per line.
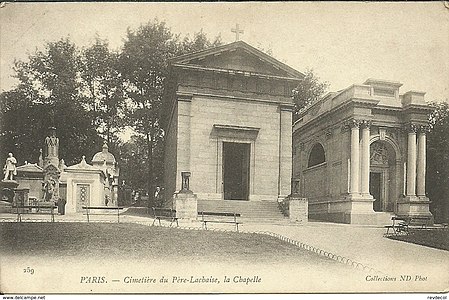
left=279, top=105, right=293, bottom=199
left=406, top=124, right=417, bottom=196
left=416, top=126, right=427, bottom=196
left=176, top=96, right=192, bottom=192
left=360, top=121, right=371, bottom=196
left=349, top=120, right=360, bottom=195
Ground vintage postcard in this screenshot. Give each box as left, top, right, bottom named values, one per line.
left=0, top=2, right=448, bottom=297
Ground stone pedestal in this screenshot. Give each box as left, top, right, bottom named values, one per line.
left=0, top=180, right=19, bottom=202
left=341, top=194, right=377, bottom=224
left=289, top=196, right=308, bottom=223
left=174, top=191, right=198, bottom=220
left=397, top=195, right=433, bottom=222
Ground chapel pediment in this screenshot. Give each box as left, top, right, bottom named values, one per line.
left=171, top=41, right=303, bottom=79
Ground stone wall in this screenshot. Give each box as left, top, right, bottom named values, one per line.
left=303, top=163, right=328, bottom=202
left=188, top=95, right=284, bottom=201
left=164, top=103, right=179, bottom=206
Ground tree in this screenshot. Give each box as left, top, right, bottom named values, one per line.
left=0, top=89, right=44, bottom=163
left=292, top=68, right=329, bottom=121
left=180, top=30, right=222, bottom=53
left=119, top=19, right=221, bottom=196
left=117, top=135, right=149, bottom=190
left=80, top=37, right=125, bottom=150
left=2, top=38, right=101, bottom=166
left=427, top=101, right=449, bottom=223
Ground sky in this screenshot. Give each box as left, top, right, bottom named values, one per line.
left=1, top=2, right=448, bottom=102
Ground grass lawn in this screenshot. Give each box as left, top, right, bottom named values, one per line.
left=0, top=222, right=367, bottom=294
left=0, top=222, right=342, bottom=267
left=388, top=229, right=449, bottom=251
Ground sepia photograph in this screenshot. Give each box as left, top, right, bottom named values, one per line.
left=0, top=2, right=448, bottom=297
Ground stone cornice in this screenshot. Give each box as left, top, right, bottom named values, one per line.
left=296, top=96, right=378, bottom=133
left=213, top=124, right=260, bottom=140
left=177, top=93, right=193, bottom=102
left=172, top=63, right=301, bottom=83
left=280, top=104, right=295, bottom=112
left=401, top=103, right=434, bottom=113
left=175, top=88, right=293, bottom=106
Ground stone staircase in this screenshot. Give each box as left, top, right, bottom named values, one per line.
left=197, top=200, right=288, bottom=223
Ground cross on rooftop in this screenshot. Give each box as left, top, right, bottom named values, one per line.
left=231, top=24, right=244, bottom=42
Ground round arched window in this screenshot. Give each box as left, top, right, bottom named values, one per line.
left=308, top=143, right=326, bottom=167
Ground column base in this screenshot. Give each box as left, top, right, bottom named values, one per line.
left=397, top=195, right=433, bottom=222
left=344, top=194, right=375, bottom=212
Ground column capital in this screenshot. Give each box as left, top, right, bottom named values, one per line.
left=359, top=120, right=372, bottom=129
left=404, top=122, right=418, bottom=133
left=418, top=124, right=430, bottom=134
left=343, top=119, right=362, bottom=130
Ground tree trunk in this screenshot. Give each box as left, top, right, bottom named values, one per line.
left=146, top=132, right=153, bottom=204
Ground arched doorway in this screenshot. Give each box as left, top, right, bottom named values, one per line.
left=369, top=140, right=397, bottom=212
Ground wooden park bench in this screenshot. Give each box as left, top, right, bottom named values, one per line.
left=82, top=206, right=124, bottom=223
left=385, top=215, right=432, bottom=235
left=14, top=203, right=57, bottom=222
left=384, top=216, right=409, bottom=235
left=408, top=216, right=432, bottom=229
left=151, top=207, right=179, bottom=227
left=199, top=211, right=242, bottom=232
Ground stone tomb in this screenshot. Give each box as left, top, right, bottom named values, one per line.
left=11, top=127, right=120, bottom=214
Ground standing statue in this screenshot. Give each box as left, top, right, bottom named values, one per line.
left=3, top=153, right=17, bottom=181
left=43, top=178, right=56, bottom=202
left=45, top=127, right=59, bottom=158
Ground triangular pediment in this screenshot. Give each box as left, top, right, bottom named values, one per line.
left=171, top=41, right=303, bottom=79
left=16, top=163, right=43, bottom=173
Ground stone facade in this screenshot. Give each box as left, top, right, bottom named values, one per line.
left=163, top=41, right=303, bottom=208
left=293, top=79, right=433, bottom=224
left=61, top=156, right=107, bottom=214
left=91, top=142, right=120, bottom=207
left=15, top=163, right=44, bottom=202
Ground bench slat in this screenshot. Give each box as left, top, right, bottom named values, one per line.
left=151, top=207, right=179, bottom=227
left=199, top=211, right=241, bottom=232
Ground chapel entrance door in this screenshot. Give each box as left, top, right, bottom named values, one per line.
left=223, top=142, right=250, bottom=200
left=370, top=172, right=382, bottom=212
left=76, top=184, right=90, bottom=212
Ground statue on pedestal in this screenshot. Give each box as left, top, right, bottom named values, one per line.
left=3, top=153, right=17, bottom=181
left=43, top=178, right=56, bottom=202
